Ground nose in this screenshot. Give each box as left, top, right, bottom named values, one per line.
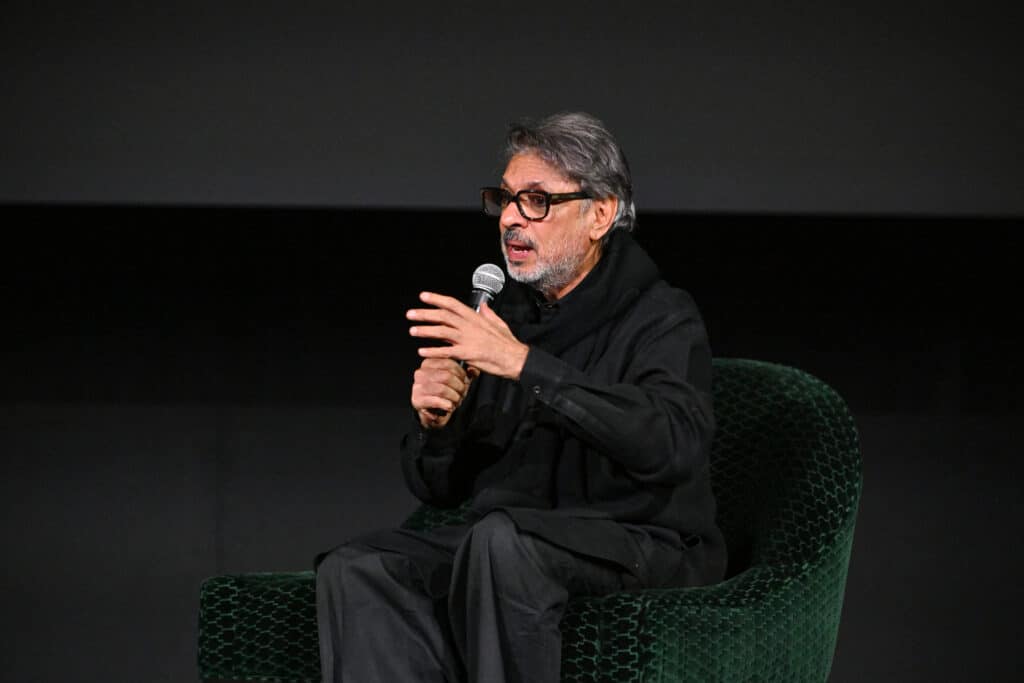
left=499, top=197, right=525, bottom=230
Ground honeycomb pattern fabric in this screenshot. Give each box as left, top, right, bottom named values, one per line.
left=198, top=358, right=862, bottom=682
left=199, top=571, right=319, bottom=682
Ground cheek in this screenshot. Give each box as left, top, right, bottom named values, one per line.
left=558, top=224, right=590, bottom=252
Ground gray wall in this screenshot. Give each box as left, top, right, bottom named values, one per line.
left=2, top=2, right=1021, bottom=215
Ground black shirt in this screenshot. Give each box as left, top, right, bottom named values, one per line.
left=400, top=230, right=726, bottom=588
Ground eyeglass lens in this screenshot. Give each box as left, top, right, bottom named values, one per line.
left=482, top=189, right=548, bottom=219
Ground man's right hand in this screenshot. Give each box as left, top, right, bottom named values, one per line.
left=411, top=358, right=478, bottom=429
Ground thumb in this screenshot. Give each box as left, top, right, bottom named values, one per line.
left=478, top=301, right=500, bottom=321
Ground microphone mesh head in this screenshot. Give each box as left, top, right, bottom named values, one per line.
left=472, top=263, right=506, bottom=296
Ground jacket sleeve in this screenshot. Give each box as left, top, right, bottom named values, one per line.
left=517, top=310, right=714, bottom=486
left=399, top=410, right=470, bottom=507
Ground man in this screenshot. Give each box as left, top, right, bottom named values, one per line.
left=315, top=111, right=725, bottom=682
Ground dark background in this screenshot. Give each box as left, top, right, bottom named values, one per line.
left=2, top=2, right=1021, bottom=215
left=2, top=2, right=1023, bottom=682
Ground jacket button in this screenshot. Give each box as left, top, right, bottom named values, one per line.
left=532, top=385, right=542, bottom=395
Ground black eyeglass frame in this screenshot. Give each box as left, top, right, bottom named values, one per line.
left=480, top=186, right=593, bottom=221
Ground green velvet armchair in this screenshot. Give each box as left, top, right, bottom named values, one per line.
left=198, top=358, right=862, bottom=681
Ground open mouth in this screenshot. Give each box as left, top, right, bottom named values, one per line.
left=505, top=241, right=534, bottom=261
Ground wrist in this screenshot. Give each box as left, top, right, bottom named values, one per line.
left=509, top=343, right=530, bottom=381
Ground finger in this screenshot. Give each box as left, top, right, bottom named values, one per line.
left=421, top=362, right=470, bottom=387
left=418, top=408, right=450, bottom=428
left=409, top=324, right=460, bottom=341
left=476, top=302, right=510, bottom=330
left=420, top=358, right=464, bottom=371
left=411, top=377, right=461, bottom=407
left=406, top=307, right=461, bottom=324
left=419, top=381, right=463, bottom=407
left=414, top=367, right=469, bottom=395
left=419, top=291, right=476, bottom=316
left=413, top=393, right=457, bottom=413
left=418, top=345, right=459, bottom=359
left=477, top=301, right=500, bottom=322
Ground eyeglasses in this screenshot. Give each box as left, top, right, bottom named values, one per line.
left=480, top=186, right=592, bottom=221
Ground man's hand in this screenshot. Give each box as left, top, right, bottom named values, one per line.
left=411, top=358, right=477, bottom=429
left=407, top=291, right=529, bottom=381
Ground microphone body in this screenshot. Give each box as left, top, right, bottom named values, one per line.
left=467, top=284, right=497, bottom=312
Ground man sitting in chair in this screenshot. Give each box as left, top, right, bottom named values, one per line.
left=315, top=111, right=726, bottom=683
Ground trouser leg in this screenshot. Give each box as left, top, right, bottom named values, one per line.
left=448, top=511, right=629, bottom=683
left=315, top=541, right=461, bottom=683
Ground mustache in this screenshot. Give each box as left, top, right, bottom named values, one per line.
left=502, top=230, right=536, bottom=250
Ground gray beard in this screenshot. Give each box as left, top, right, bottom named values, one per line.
left=505, top=248, right=585, bottom=297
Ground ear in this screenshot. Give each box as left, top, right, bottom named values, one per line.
left=588, top=196, right=618, bottom=242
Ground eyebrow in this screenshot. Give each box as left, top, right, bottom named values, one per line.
left=500, top=179, right=548, bottom=191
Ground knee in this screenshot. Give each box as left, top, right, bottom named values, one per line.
left=463, top=511, right=530, bottom=567
left=316, top=544, right=380, bottom=589
left=453, top=512, right=563, bottom=610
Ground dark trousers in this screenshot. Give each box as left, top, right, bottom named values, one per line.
left=315, top=510, right=632, bottom=683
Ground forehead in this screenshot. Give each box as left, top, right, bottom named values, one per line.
left=502, top=152, right=574, bottom=189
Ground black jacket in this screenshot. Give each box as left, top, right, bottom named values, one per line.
left=400, top=230, right=726, bottom=588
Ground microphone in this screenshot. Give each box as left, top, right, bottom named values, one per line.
left=426, top=264, right=505, bottom=417
left=468, top=263, right=505, bottom=312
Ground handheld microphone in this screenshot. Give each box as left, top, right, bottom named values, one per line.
left=426, top=264, right=505, bottom=417
left=468, top=263, right=506, bottom=311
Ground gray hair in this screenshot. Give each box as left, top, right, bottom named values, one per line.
left=502, top=111, right=636, bottom=238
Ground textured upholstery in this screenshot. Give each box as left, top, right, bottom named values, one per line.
left=198, top=358, right=862, bottom=682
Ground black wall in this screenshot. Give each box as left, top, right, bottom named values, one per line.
left=2, top=204, right=1022, bottom=681
left=6, top=205, right=1017, bottom=413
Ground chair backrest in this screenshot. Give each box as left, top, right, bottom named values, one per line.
left=708, top=358, right=862, bottom=577
left=405, top=357, right=864, bottom=581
